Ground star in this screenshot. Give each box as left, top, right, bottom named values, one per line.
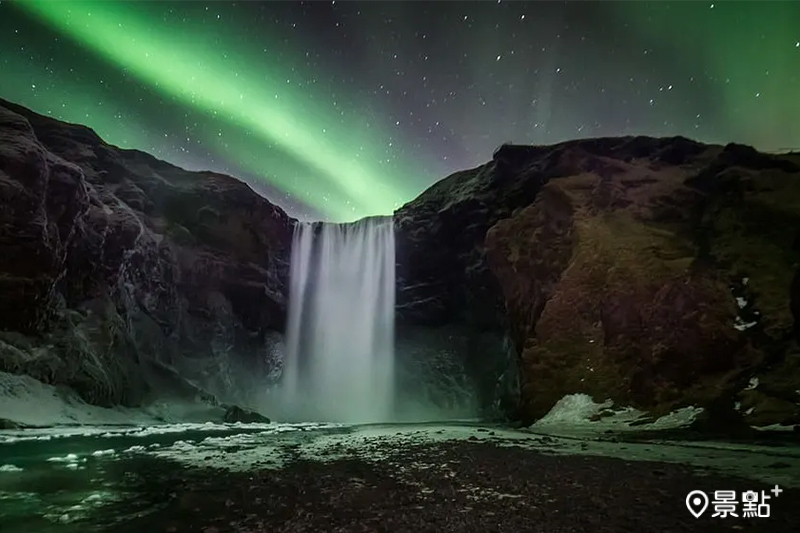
left=0, top=0, right=796, bottom=220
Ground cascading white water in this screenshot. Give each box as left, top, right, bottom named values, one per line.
left=277, top=216, right=396, bottom=423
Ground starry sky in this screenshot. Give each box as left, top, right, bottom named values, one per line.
left=0, top=1, right=798, bottom=221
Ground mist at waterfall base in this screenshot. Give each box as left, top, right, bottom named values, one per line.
left=277, top=217, right=394, bottom=423
left=269, top=217, right=477, bottom=424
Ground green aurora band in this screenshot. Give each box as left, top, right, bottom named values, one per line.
left=617, top=2, right=800, bottom=152
left=16, top=0, right=423, bottom=221
left=9, top=1, right=799, bottom=220
left=2, top=52, right=159, bottom=151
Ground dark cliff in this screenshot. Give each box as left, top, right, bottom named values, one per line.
left=0, top=99, right=293, bottom=407
left=2, top=97, right=799, bottom=429
left=396, top=138, right=800, bottom=428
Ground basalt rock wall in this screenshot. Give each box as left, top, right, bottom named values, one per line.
left=0, top=99, right=293, bottom=408
left=393, top=145, right=553, bottom=417
left=397, top=137, right=800, bottom=427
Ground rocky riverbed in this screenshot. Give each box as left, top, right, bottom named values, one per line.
left=2, top=420, right=798, bottom=532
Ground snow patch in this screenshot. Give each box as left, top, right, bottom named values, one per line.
left=90, top=449, right=116, bottom=457
left=531, top=393, right=702, bottom=433
left=745, top=377, right=759, bottom=390
left=533, top=394, right=614, bottom=425
left=45, top=453, right=87, bottom=469
left=734, top=316, right=758, bottom=331
left=0, top=371, right=243, bottom=430
left=752, top=423, right=796, bottom=432
left=648, top=406, right=704, bottom=429
left=137, top=421, right=800, bottom=489
left=46, top=453, right=81, bottom=463
left=0, top=372, right=163, bottom=428
left=0, top=421, right=275, bottom=445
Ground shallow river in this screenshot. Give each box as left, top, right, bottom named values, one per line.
left=1, top=421, right=799, bottom=532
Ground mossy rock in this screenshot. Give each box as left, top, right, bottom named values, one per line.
left=486, top=145, right=800, bottom=426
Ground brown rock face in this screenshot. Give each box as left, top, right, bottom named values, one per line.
left=394, top=146, right=555, bottom=414
left=484, top=138, right=800, bottom=425
left=0, top=99, right=292, bottom=407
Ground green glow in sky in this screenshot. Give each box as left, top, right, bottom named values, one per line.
left=6, top=1, right=798, bottom=220
left=17, top=0, right=421, bottom=221
left=618, top=1, right=800, bottom=152
left=2, top=53, right=159, bottom=150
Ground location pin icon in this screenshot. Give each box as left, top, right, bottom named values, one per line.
left=686, top=490, right=709, bottom=518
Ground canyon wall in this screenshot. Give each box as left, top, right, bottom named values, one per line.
left=0, top=99, right=292, bottom=409
left=2, top=98, right=799, bottom=428
left=396, top=138, right=800, bottom=427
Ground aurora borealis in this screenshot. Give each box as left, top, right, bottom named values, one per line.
left=1, top=1, right=798, bottom=221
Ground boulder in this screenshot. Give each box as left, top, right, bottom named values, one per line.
left=222, top=405, right=271, bottom=424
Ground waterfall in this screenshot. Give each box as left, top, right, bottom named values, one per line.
left=277, top=217, right=396, bottom=423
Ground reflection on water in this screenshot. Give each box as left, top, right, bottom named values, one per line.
left=0, top=426, right=270, bottom=532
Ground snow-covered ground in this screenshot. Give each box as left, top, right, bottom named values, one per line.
left=3, top=370, right=794, bottom=434
left=0, top=372, right=162, bottom=427
left=1, top=394, right=799, bottom=531
left=2, top=399, right=797, bottom=489
left=531, top=393, right=705, bottom=434
left=2, top=375, right=798, bottom=516
left=0, top=371, right=231, bottom=428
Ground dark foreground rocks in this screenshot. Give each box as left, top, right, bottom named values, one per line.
left=222, top=405, right=271, bottom=424
left=112, top=440, right=799, bottom=533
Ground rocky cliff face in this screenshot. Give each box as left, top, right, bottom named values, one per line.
left=0, top=99, right=293, bottom=409
left=396, top=138, right=800, bottom=428
left=3, top=98, right=798, bottom=429
left=393, top=146, right=552, bottom=416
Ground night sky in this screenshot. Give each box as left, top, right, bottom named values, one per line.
left=1, top=1, right=798, bottom=221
